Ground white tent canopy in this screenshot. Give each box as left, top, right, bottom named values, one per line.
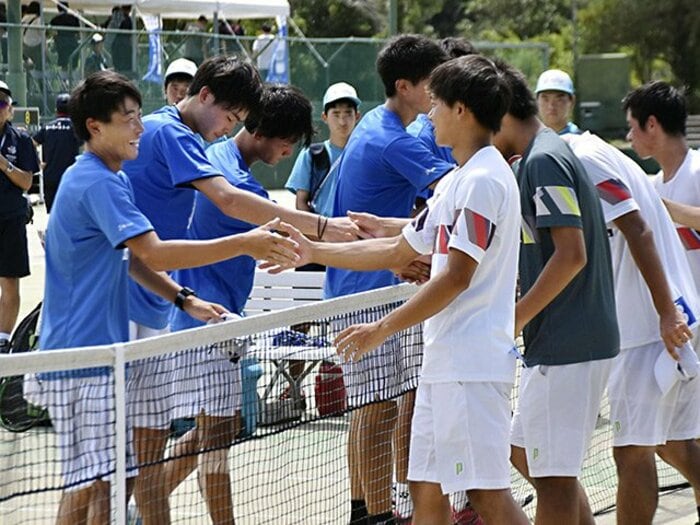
left=45, top=0, right=289, bottom=19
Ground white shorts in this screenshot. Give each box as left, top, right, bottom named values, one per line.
left=126, top=322, right=173, bottom=430
left=171, top=345, right=243, bottom=419
left=332, top=309, right=406, bottom=408
left=608, top=342, right=700, bottom=446
left=510, top=358, right=613, bottom=478
left=408, top=381, right=513, bottom=493
left=24, top=374, right=136, bottom=491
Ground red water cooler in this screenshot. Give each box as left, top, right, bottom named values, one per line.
left=314, top=361, right=347, bottom=416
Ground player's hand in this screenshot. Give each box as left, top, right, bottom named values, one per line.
left=335, top=322, right=387, bottom=362
left=659, top=308, right=692, bottom=361
left=323, top=216, right=362, bottom=242
left=394, top=255, right=431, bottom=284
left=258, top=222, right=314, bottom=274
left=183, top=296, right=229, bottom=324
left=243, top=218, right=300, bottom=265
left=347, top=211, right=387, bottom=239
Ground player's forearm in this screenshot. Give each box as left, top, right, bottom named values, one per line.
left=376, top=262, right=472, bottom=338
left=129, top=255, right=181, bottom=303
left=516, top=246, right=586, bottom=330
left=663, top=198, right=700, bottom=231
left=623, top=222, right=677, bottom=317
left=309, top=235, right=414, bottom=271
left=1, top=156, right=33, bottom=191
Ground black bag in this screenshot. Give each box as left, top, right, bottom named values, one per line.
left=0, top=302, right=51, bottom=432
left=307, top=142, right=331, bottom=212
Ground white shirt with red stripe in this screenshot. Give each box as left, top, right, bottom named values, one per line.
left=568, top=132, right=699, bottom=349
left=402, top=146, right=521, bottom=384
left=652, top=148, right=700, bottom=293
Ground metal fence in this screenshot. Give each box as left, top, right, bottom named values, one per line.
left=1, top=20, right=549, bottom=187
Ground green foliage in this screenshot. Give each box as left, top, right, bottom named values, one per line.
left=289, top=0, right=380, bottom=38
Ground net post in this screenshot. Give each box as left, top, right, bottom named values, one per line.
left=113, top=343, right=127, bottom=524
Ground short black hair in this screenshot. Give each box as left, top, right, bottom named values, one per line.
left=165, top=72, right=193, bottom=88
left=492, top=59, right=538, bottom=120
left=376, top=34, right=447, bottom=97
left=622, top=81, right=687, bottom=136
left=324, top=98, right=359, bottom=114
left=69, top=70, right=142, bottom=142
left=439, top=37, right=478, bottom=59
left=244, top=84, right=314, bottom=148
left=429, top=55, right=511, bottom=133
left=55, top=93, right=70, bottom=114
left=188, top=55, right=263, bottom=115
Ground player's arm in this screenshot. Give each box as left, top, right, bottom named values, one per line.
left=336, top=247, right=476, bottom=361
left=123, top=219, right=299, bottom=272
left=193, top=175, right=361, bottom=242
left=0, top=154, right=33, bottom=191
left=662, top=198, right=700, bottom=231
left=614, top=210, right=691, bottom=355
left=128, top=255, right=227, bottom=323
left=515, top=226, right=586, bottom=336
left=294, top=189, right=312, bottom=212
left=347, top=211, right=411, bottom=238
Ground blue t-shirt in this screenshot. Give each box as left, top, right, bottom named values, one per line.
left=285, top=139, right=344, bottom=218
left=170, top=139, right=269, bottom=331
left=326, top=104, right=453, bottom=298
left=122, top=105, right=223, bottom=329
left=32, top=116, right=82, bottom=185
left=0, top=122, right=40, bottom=219
left=406, top=113, right=456, bottom=164
left=39, top=152, right=153, bottom=379
left=559, top=121, right=582, bottom=135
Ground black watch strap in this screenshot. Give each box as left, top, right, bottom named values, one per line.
left=174, top=287, right=196, bottom=310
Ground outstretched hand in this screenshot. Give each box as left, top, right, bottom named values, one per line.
left=324, top=216, right=363, bottom=241
left=347, top=211, right=386, bottom=239
left=245, top=218, right=300, bottom=265
left=394, top=255, right=431, bottom=284
left=335, top=322, right=386, bottom=362
left=258, top=221, right=314, bottom=274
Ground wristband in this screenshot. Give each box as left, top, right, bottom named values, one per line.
left=174, top=287, right=196, bottom=310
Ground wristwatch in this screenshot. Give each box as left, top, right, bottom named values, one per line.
left=5, top=162, right=14, bottom=173
left=174, top=287, right=196, bottom=310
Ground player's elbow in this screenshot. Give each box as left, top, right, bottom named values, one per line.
left=565, top=244, right=587, bottom=275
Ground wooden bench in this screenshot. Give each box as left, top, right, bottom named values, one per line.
left=688, top=115, right=700, bottom=148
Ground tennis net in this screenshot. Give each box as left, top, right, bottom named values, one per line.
left=0, top=281, right=689, bottom=524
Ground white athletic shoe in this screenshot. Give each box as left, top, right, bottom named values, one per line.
left=393, top=482, right=414, bottom=520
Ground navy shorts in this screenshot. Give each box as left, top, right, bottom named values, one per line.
left=0, top=215, right=30, bottom=278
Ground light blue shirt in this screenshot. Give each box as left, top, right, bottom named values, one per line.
left=170, top=140, right=269, bottom=331
left=122, top=105, right=223, bottom=329
left=326, top=104, right=452, bottom=298
left=406, top=113, right=456, bottom=164
left=39, top=152, right=153, bottom=379
left=285, top=140, right=344, bottom=218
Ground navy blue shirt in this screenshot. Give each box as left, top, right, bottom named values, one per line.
left=33, top=116, right=81, bottom=185
left=0, top=122, right=40, bottom=219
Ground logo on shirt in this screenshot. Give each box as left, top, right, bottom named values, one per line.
left=534, top=185, right=581, bottom=218
left=596, top=178, right=632, bottom=205
left=462, top=208, right=496, bottom=251
left=7, top=145, right=16, bottom=156
left=677, top=227, right=700, bottom=250
left=117, top=222, right=134, bottom=232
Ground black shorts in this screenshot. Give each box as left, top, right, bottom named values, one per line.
left=295, top=262, right=325, bottom=272
left=0, top=215, right=30, bottom=278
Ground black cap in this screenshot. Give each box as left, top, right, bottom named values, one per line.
left=56, top=93, right=70, bottom=114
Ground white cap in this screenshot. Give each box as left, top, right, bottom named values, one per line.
left=164, top=58, right=198, bottom=84
left=322, top=82, right=361, bottom=110
left=535, top=69, right=574, bottom=95
left=0, top=80, right=11, bottom=97
left=91, top=33, right=103, bottom=44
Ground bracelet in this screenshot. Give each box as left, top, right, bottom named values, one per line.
left=319, top=216, right=329, bottom=240
left=174, top=287, right=196, bottom=310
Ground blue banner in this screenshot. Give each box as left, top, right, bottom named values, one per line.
left=266, top=16, right=289, bottom=84
left=142, top=14, right=163, bottom=84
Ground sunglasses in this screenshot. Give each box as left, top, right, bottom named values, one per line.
left=0, top=100, right=11, bottom=109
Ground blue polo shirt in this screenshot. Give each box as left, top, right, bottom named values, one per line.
left=0, top=122, right=40, bottom=219
left=170, top=139, right=268, bottom=331
left=406, top=113, right=456, bottom=164
left=122, top=105, right=223, bottom=329
left=325, top=104, right=452, bottom=298
left=39, top=152, right=153, bottom=379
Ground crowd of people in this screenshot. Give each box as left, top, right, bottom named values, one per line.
left=0, top=27, right=699, bottom=525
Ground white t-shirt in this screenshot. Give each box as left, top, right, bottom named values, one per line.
left=567, top=132, right=699, bottom=349
left=652, top=149, right=700, bottom=292
left=252, top=33, right=275, bottom=70
left=402, top=146, right=520, bottom=384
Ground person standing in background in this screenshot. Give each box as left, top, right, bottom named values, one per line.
left=535, top=69, right=581, bottom=135
left=252, top=23, right=275, bottom=79
left=50, top=2, right=80, bottom=73
left=33, top=93, right=82, bottom=213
